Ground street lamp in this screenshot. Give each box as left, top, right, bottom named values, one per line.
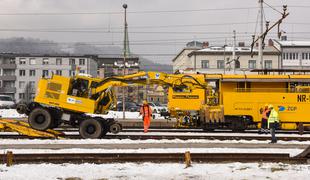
left=122, top=4, right=128, bottom=120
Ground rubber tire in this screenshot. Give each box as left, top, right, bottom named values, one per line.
left=79, top=119, right=103, bottom=139
left=110, top=123, right=122, bottom=134
left=28, top=108, right=53, bottom=131
left=16, top=103, right=28, bottom=114
left=93, top=117, right=109, bottom=136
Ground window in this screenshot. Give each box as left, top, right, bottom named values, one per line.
left=56, top=58, right=62, bottom=65
left=69, top=70, right=75, bottom=76
left=3, top=69, right=15, bottom=76
left=43, top=58, right=49, bottom=65
left=69, top=58, right=75, bottom=65
left=42, top=70, right=49, bottom=77
left=302, top=53, right=304, bottom=60
left=289, top=53, right=292, bottom=60
left=56, top=70, right=62, bottom=75
left=19, top=70, right=26, bottom=76
left=296, top=53, right=299, bottom=60
left=29, top=70, right=36, bottom=76
left=217, top=60, right=224, bottom=69
left=283, top=53, right=286, bottom=59
left=248, top=60, right=256, bottom=69
left=80, top=70, right=85, bottom=73
left=19, top=81, right=25, bottom=89
left=79, top=59, right=85, bottom=65
left=19, top=58, right=26, bottom=65
left=10, top=59, right=15, bottom=64
left=29, top=58, right=36, bottom=65
left=30, top=93, right=36, bottom=100
left=201, top=60, right=209, bottom=69
left=264, top=60, right=272, bottom=69
left=19, top=93, right=25, bottom=99
left=292, top=53, right=295, bottom=60
left=29, top=81, right=35, bottom=90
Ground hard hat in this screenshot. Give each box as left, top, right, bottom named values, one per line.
left=143, top=100, right=148, bottom=104
left=264, top=104, right=268, bottom=107
left=268, top=104, right=273, bottom=109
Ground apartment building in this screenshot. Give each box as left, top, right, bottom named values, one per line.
left=273, top=40, right=310, bottom=69
left=172, top=42, right=280, bottom=74
left=0, top=54, right=17, bottom=99
left=0, top=54, right=97, bottom=102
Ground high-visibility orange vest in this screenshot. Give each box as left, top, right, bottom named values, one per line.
left=262, top=109, right=270, bottom=119
left=140, top=105, right=152, bottom=117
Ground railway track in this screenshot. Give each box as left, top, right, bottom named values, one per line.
left=1, top=152, right=309, bottom=164
left=1, top=133, right=310, bottom=141
left=53, top=128, right=310, bottom=134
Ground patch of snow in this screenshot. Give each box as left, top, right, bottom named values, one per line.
left=88, top=111, right=163, bottom=119
left=0, top=162, right=309, bottom=180
left=0, top=109, right=163, bottom=119
left=0, top=109, right=26, bottom=118
left=1, top=148, right=303, bottom=157
left=0, top=138, right=309, bottom=145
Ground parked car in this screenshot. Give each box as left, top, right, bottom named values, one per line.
left=116, top=102, right=140, bottom=112
left=148, top=102, right=168, bottom=113
left=0, top=95, right=16, bottom=109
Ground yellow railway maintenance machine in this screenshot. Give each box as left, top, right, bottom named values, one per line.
left=15, top=72, right=209, bottom=138
left=175, top=73, right=310, bottom=133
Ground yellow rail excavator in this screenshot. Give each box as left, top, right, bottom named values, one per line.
left=13, top=71, right=208, bottom=138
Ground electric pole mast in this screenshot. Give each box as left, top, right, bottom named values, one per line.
left=233, top=30, right=236, bottom=74
left=259, top=0, right=264, bottom=69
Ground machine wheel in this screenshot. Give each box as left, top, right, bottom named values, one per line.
left=79, top=118, right=103, bottom=139
left=16, top=103, right=28, bottom=114
left=110, top=123, right=122, bottom=134
left=28, top=108, right=53, bottom=131
left=298, top=123, right=304, bottom=135
left=93, top=117, right=109, bottom=136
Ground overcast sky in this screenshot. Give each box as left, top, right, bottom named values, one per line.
left=0, top=0, right=309, bottom=64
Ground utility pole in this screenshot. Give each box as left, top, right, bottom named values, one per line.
left=223, top=39, right=227, bottom=74
left=258, top=0, right=264, bottom=69
left=232, top=30, right=236, bottom=74
left=122, top=4, right=129, bottom=120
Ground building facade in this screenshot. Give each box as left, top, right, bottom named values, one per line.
left=273, top=40, right=310, bottom=69
left=172, top=44, right=280, bottom=74
left=0, top=54, right=17, bottom=99
left=96, top=56, right=141, bottom=102
left=0, top=54, right=97, bottom=102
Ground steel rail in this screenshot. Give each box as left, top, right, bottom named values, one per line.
left=0, top=134, right=310, bottom=141
left=0, top=152, right=308, bottom=164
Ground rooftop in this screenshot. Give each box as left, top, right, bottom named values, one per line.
left=273, top=40, right=310, bottom=47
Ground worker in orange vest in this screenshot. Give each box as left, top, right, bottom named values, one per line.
left=140, top=100, right=152, bottom=133
left=259, top=104, right=270, bottom=134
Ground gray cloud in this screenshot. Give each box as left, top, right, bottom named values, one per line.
left=0, top=0, right=309, bottom=64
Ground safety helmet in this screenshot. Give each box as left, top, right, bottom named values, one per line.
left=264, top=104, right=268, bottom=107
left=268, top=104, right=273, bottom=109
left=143, top=100, right=148, bottom=104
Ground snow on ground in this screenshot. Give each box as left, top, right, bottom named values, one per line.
left=88, top=111, right=164, bottom=119
left=0, top=108, right=163, bottom=119
left=0, top=162, right=309, bottom=180
left=0, top=109, right=26, bottom=118
left=1, top=138, right=310, bottom=145
left=1, top=148, right=303, bottom=157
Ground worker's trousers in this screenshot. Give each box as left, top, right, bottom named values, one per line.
left=269, top=123, right=277, bottom=143
left=143, top=116, right=151, bottom=133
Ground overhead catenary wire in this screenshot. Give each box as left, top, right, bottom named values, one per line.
left=0, top=5, right=308, bottom=16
